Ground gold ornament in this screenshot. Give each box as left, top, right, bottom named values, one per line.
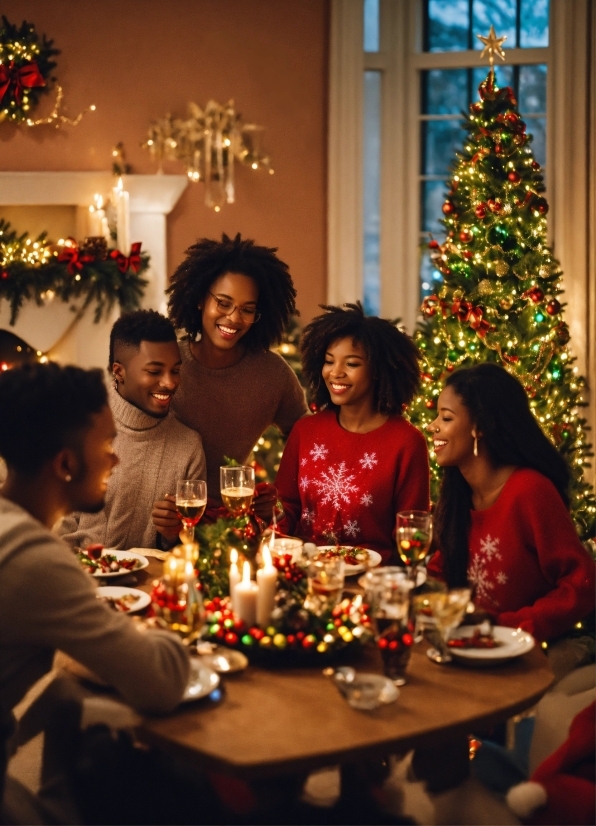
left=494, top=260, right=509, bottom=277
left=477, top=26, right=507, bottom=71
left=538, top=264, right=553, bottom=278
left=478, top=279, right=493, bottom=296
left=452, top=289, right=464, bottom=301
left=499, top=296, right=513, bottom=310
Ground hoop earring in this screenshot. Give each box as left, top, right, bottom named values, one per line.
left=473, top=433, right=479, bottom=457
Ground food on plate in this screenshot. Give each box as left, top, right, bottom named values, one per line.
left=448, top=626, right=503, bottom=649
left=314, top=546, right=369, bottom=566
left=97, top=593, right=138, bottom=613
left=77, top=551, right=142, bottom=575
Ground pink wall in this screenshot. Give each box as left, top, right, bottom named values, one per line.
left=1, top=0, right=329, bottom=322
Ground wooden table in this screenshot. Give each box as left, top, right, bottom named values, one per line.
left=131, top=559, right=554, bottom=788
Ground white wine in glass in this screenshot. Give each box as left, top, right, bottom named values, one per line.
left=220, top=466, right=255, bottom=516
left=425, top=587, right=472, bottom=664
left=396, top=511, right=433, bottom=568
left=176, top=480, right=207, bottom=542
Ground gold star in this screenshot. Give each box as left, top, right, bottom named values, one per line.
left=477, top=25, right=507, bottom=68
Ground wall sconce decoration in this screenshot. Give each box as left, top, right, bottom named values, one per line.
left=142, top=100, right=274, bottom=211
left=0, top=16, right=95, bottom=127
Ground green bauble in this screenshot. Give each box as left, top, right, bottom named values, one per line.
left=487, top=224, right=509, bottom=245
left=448, top=350, right=459, bottom=362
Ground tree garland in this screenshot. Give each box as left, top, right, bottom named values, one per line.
left=0, top=220, right=149, bottom=325
left=0, top=17, right=59, bottom=123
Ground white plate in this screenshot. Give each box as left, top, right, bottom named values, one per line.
left=96, top=586, right=151, bottom=613
left=315, top=546, right=383, bottom=575
left=90, top=550, right=150, bottom=578
left=448, top=625, right=535, bottom=663
left=357, top=566, right=427, bottom=590
left=182, top=658, right=220, bottom=702
left=196, top=643, right=249, bottom=673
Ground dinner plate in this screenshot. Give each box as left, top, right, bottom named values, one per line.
left=96, top=586, right=151, bottom=613
left=357, top=566, right=427, bottom=590
left=315, top=546, right=383, bottom=575
left=183, top=658, right=220, bottom=702
left=448, top=625, right=535, bottom=664
left=195, top=643, right=249, bottom=673
left=91, top=550, right=150, bottom=578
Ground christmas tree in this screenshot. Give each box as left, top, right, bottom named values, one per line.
left=407, top=30, right=596, bottom=541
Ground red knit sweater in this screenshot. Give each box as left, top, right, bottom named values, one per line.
left=275, top=410, right=430, bottom=561
left=428, top=468, right=595, bottom=642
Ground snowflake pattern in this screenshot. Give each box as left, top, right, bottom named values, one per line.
left=360, top=493, right=373, bottom=507
left=299, top=476, right=311, bottom=491
left=310, top=443, right=328, bottom=462
left=313, top=462, right=360, bottom=510
left=344, top=520, right=360, bottom=538
left=468, top=532, right=508, bottom=607
left=359, top=452, right=378, bottom=470
left=300, top=458, right=308, bottom=467
left=301, top=508, right=315, bottom=525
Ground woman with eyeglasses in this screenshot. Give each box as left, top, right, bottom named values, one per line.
left=161, top=233, right=307, bottom=520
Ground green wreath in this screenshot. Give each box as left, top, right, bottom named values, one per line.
left=0, top=17, right=59, bottom=123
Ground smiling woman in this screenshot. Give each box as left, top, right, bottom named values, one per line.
left=167, top=234, right=307, bottom=509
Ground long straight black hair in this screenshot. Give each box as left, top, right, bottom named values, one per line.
left=434, top=363, right=571, bottom=587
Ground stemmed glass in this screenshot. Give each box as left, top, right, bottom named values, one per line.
left=396, top=510, right=433, bottom=584
left=304, top=556, right=345, bottom=615
left=423, top=587, right=472, bottom=664
left=176, top=480, right=207, bottom=548
left=220, top=466, right=255, bottom=517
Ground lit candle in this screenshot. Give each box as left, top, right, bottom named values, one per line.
left=229, top=548, right=241, bottom=614
left=164, top=554, right=180, bottom=587
left=113, top=177, right=130, bottom=254
left=234, top=561, right=258, bottom=627
left=256, top=543, right=277, bottom=628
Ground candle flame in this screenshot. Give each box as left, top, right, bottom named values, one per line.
left=230, top=548, right=238, bottom=565
left=95, top=194, right=104, bottom=209
left=262, top=544, right=273, bottom=568
left=242, top=560, right=251, bottom=583
left=117, top=177, right=123, bottom=192
left=184, top=560, right=194, bottom=579
left=88, top=205, right=94, bottom=213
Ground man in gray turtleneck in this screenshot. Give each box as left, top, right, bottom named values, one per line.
left=58, top=311, right=206, bottom=550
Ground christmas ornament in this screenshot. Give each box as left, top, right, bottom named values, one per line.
left=475, top=203, right=487, bottom=219
left=478, top=279, right=493, bottom=296
left=499, top=296, right=513, bottom=310
left=527, top=287, right=544, bottom=303
left=494, top=259, right=509, bottom=277
left=554, top=323, right=570, bottom=344
left=425, top=399, right=436, bottom=410
left=459, top=229, right=473, bottom=243
left=487, top=224, right=509, bottom=245
left=535, top=197, right=549, bottom=215
left=442, top=201, right=455, bottom=215
left=546, top=299, right=561, bottom=316
left=532, top=161, right=541, bottom=171
left=487, top=198, right=502, bottom=213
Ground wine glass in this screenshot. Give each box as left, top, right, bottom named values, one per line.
left=424, top=587, right=472, bottom=664
left=396, top=510, right=433, bottom=583
left=176, top=480, right=207, bottom=547
left=304, top=556, right=345, bottom=615
left=220, top=466, right=255, bottom=517
left=367, top=571, right=414, bottom=686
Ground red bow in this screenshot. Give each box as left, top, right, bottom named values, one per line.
left=0, top=60, right=45, bottom=105
left=451, top=299, right=473, bottom=322
left=109, top=242, right=142, bottom=274
left=469, top=306, right=491, bottom=338
left=57, top=244, right=93, bottom=275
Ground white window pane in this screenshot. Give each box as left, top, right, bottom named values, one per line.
left=364, top=0, right=380, bottom=52
left=363, top=71, right=381, bottom=315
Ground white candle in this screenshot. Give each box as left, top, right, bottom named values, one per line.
left=229, top=548, right=241, bottom=614
left=113, top=178, right=130, bottom=254
left=87, top=205, right=103, bottom=237
left=256, top=544, right=278, bottom=628
left=234, top=561, right=258, bottom=627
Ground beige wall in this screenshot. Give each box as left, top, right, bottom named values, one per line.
left=1, top=0, right=329, bottom=322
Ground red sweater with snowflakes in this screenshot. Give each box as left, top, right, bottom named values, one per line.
left=275, top=410, right=430, bottom=561
left=428, top=468, right=595, bottom=642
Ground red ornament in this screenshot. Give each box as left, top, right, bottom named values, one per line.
left=487, top=199, right=502, bottom=213
left=507, top=171, right=521, bottom=183
left=546, top=299, right=561, bottom=316
left=402, top=633, right=414, bottom=647
left=459, top=229, right=473, bottom=243
left=532, top=161, right=541, bottom=171
left=225, top=631, right=239, bottom=645
left=1, top=270, right=8, bottom=280
left=495, top=143, right=502, bottom=154
left=528, top=287, right=544, bottom=304
left=471, top=102, right=482, bottom=114
left=446, top=364, right=454, bottom=372
left=442, top=201, right=454, bottom=215
left=428, top=239, right=440, bottom=249
left=474, top=203, right=487, bottom=219
left=462, top=250, right=473, bottom=260
left=535, top=198, right=549, bottom=215
left=425, top=399, right=436, bottom=410
left=555, top=323, right=570, bottom=344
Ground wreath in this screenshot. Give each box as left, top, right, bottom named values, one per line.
left=0, top=221, right=149, bottom=325
left=0, top=17, right=59, bottom=123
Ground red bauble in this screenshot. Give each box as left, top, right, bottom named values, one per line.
left=532, top=161, right=541, bottom=171
left=0, top=270, right=8, bottom=280
left=428, top=239, right=440, bottom=249
left=442, top=201, right=454, bottom=215
left=446, top=364, right=454, bottom=372
left=225, top=631, right=239, bottom=645
left=507, top=171, right=521, bottom=183
left=487, top=199, right=502, bottom=213
left=425, top=399, right=436, bottom=410
left=546, top=299, right=561, bottom=316
left=495, top=143, right=502, bottom=154
left=462, top=250, right=473, bottom=260
left=535, top=198, right=549, bottom=215
left=505, top=112, right=519, bottom=125
left=459, top=229, right=473, bottom=243
left=529, top=287, right=544, bottom=303
left=471, top=102, right=482, bottom=114
left=474, top=203, right=487, bottom=219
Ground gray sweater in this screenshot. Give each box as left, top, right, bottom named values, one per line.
left=0, top=497, right=189, bottom=720
left=58, top=387, right=206, bottom=549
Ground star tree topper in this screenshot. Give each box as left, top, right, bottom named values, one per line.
left=477, top=25, right=507, bottom=73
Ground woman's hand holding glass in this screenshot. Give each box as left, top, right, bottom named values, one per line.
left=220, top=466, right=255, bottom=517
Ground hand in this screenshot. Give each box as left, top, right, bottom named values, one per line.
left=152, top=494, right=182, bottom=542
left=252, top=483, right=278, bottom=523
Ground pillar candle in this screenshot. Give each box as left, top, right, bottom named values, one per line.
left=256, top=544, right=277, bottom=628
left=234, top=561, right=258, bottom=627
left=229, top=548, right=241, bottom=614
left=113, top=177, right=130, bottom=254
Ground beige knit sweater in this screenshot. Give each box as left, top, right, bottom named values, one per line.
left=172, top=341, right=307, bottom=499
left=58, top=387, right=206, bottom=549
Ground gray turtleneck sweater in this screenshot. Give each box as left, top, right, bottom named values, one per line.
left=57, top=388, right=206, bottom=549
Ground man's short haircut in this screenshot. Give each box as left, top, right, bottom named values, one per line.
left=109, top=310, right=177, bottom=367
left=0, top=362, right=108, bottom=475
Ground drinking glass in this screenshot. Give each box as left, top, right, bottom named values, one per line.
left=396, top=510, right=433, bottom=576
left=152, top=556, right=205, bottom=644
left=424, top=587, right=472, bottom=664
left=367, top=571, right=414, bottom=685
left=176, top=480, right=207, bottom=546
left=305, top=556, right=345, bottom=615
left=220, top=466, right=255, bottom=517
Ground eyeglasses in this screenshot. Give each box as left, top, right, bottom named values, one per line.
left=208, top=291, right=261, bottom=323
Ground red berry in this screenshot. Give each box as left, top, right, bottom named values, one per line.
left=225, top=632, right=238, bottom=645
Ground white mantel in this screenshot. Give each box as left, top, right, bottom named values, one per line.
left=0, top=172, right=188, bottom=369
